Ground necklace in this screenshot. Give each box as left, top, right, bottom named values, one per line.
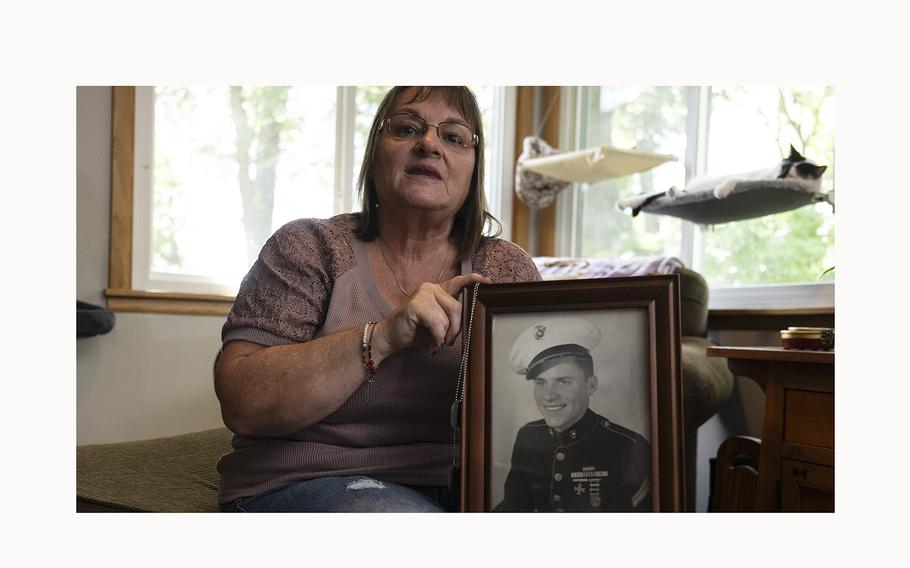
left=378, top=237, right=451, bottom=297
left=449, top=281, right=480, bottom=496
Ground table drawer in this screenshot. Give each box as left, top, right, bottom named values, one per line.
left=784, top=390, right=834, bottom=449
left=781, top=459, right=834, bottom=512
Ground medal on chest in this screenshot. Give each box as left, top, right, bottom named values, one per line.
left=568, top=466, right=609, bottom=508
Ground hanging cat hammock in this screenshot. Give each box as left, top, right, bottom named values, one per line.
left=616, top=145, right=833, bottom=224
left=617, top=179, right=833, bottom=225
left=515, top=136, right=675, bottom=209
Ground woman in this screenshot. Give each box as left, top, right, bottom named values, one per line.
left=214, top=86, right=540, bottom=512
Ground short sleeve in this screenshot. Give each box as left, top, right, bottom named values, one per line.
left=222, top=219, right=336, bottom=345
left=473, top=238, right=541, bottom=284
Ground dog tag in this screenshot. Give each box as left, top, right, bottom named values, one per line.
left=448, top=465, right=461, bottom=496
left=450, top=400, right=461, bottom=429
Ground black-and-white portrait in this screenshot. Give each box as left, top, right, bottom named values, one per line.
left=489, top=309, right=652, bottom=512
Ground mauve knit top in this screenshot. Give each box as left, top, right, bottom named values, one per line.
left=217, top=214, right=540, bottom=503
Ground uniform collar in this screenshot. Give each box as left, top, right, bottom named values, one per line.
left=550, top=409, right=603, bottom=446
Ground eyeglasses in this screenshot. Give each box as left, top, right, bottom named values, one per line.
left=381, top=112, right=478, bottom=151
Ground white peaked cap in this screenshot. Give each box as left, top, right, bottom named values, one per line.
left=509, top=317, right=602, bottom=376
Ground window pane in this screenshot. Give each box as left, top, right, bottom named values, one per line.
left=698, top=86, right=835, bottom=286
left=149, top=85, right=509, bottom=295
left=575, top=87, right=687, bottom=259
left=151, top=86, right=337, bottom=288
left=469, top=85, right=499, bottom=218
left=353, top=86, right=392, bottom=209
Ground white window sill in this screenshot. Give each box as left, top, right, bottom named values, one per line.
left=708, top=282, right=834, bottom=311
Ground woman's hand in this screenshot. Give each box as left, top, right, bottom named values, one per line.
left=373, top=273, right=491, bottom=358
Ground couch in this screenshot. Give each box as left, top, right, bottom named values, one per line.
left=77, top=428, right=232, bottom=512
left=77, top=257, right=732, bottom=512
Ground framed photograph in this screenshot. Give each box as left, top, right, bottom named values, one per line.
left=458, top=275, right=684, bottom=512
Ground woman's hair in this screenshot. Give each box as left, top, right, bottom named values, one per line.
left=355, top=86, right=502, bottom=259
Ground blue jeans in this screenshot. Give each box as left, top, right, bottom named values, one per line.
left=220, top=475, right=457, bottom=512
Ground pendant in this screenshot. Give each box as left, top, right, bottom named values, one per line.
left=450, top=400, right=461, bottom=429
left=448, top=465, right=461, bottom=497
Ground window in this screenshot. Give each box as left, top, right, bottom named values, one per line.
left=572, top=87, right=688, bottom=260
left=117, top=86, right=515, bottom=305
left=697, top=87, right=835, bottom=288
left=566, top=86, right=835, bottom=308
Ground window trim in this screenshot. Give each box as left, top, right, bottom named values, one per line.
left=107, top=86, right=236, bottom=315
left=489, top=86, right=517, bottom=241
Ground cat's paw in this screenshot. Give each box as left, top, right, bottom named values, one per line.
left=714, top=180, right=737, bottom=199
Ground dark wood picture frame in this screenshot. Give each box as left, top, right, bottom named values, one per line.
left=459, top=275, right=685, bottom=512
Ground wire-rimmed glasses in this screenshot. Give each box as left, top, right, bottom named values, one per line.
left=381, top=112, right=478, bottom=151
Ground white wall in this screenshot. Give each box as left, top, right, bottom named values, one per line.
left=77, top=87, right=226, bottom=445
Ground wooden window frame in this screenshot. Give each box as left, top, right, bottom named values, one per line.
left=106, top=86, right=519, bottom=316
left=106, top=86, right=235, bottom=316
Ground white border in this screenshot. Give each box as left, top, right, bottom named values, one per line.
left=492, top=86, right=517, bottom=241
left=131, top=86, right=155, bottom=293
left=335, top=86, right=358, bottom=215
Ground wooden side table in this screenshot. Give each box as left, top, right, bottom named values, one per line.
left=706, top=346, right=834, bottom=512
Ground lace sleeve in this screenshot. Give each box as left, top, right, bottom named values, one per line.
left=222, top=219, right=336, bottom=345
left=474, top=238, right=541, bottom=284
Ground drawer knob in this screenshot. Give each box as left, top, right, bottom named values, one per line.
left=792, top=467, right=808, bottom=480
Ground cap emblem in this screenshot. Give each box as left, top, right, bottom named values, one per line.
left=535, top=325, right=547, bottom=340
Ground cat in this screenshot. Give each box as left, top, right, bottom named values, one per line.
left=678, top=145, right=828, bottom=199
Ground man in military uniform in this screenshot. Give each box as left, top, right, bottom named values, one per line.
left=493, top=317, right=652, bottom=512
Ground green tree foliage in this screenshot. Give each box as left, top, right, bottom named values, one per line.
left=577, top=86, right=835, bottom=287
left=151, top=87, right=192, bottom=270
left=229, top=86, right=293, bottom=264
left=579, top=87, right=686, bottom=259
left=151, top=153, right=183, bottom=270
left=352, top=86, right=392, bottom=205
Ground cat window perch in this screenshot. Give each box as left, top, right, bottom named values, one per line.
left=516, top=136, right=833, bottom=225
left=616, top=179, right=833, bottom=225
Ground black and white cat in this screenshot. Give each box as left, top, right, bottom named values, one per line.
left=681, top=145, right=827, bottom=199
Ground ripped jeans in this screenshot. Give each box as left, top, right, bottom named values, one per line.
left=219, top=476, right=457, bottom=512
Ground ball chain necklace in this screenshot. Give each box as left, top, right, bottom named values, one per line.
left=378, top=237, right=452, bottom=296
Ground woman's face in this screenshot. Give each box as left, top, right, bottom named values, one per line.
left=373, top=89, right=476, bottom=219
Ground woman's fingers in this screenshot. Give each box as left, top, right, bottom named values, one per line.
left=410, top=283, right=456, bottom=352
left=432, top=285, right=463, bottom=346
left=381, top=274, right=492, bottom=356
left=440, top=272, right=491, bottom=297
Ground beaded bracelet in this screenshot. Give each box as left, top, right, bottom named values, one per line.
left=361, top=321, right=378, bottom=382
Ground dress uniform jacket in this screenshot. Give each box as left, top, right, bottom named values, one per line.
left=494, top=409, right=652, bottom=512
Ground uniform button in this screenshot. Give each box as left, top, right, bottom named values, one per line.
left=553, top=494, right=562, bottom=502
left=556, top=452, right=565, bottom=461
left=556, top=508, right=566, bottom=512
left=554, top=473, right=563, bottom=481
